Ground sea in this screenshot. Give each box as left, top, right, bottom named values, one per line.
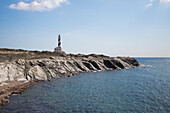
left=0, top=58, right=170, bottom=113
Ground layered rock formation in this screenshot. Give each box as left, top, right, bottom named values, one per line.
left=0, top=56, right=139, bottom=82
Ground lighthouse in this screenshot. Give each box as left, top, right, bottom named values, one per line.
left=54, top=34, right=65, bottom=54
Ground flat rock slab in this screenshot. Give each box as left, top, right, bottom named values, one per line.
left=0, top=81, right=37, bottom=106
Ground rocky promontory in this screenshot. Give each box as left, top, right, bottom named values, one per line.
left=0, top=48, right=139, bottom=105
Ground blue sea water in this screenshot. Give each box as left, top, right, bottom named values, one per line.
left=0, top=58, right=170, bottom=113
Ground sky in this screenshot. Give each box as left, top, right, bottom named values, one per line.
left=0, top=0, right=170, bottom=57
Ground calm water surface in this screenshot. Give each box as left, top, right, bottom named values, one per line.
left=0, top=58, right=170, bottom=113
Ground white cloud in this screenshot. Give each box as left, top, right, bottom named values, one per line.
left=145, top=0, right=170, bottom=8
left=145, top=0, right=153, bottom=8
left=160, top=0, right=170, bottom=2
left=145, top=3, right=153, bottom=7
left=9, top=0, right=69, bottom=11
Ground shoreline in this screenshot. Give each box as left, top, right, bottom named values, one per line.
left=0, top=66, right=134, bottom=106
left=0, top=49, right=139, bottom=106
left=0, top=80, right=39, bottom=106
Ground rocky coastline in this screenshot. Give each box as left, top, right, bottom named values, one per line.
left=0, top=49, right=139, bottom=106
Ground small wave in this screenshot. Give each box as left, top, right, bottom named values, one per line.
left=12, top=94, right=19, bottom=96
left=140, top=64, right=155, bottom=68
left=93, top=70, right=102, bottom=72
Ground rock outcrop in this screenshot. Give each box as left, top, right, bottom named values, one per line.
left=0, top=56, right=139, bottom=82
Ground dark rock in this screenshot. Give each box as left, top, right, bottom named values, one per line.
left=118, top=57, right=139, bottom=66
left=74, top=62, right=86, bottom=71
left=111, top=60, right=125, bottom=69
left=82, top=62, right=94, bottom=70
left=89, top=60, right=101, bottom=70
left=104, top=60, right=117, bottom=69
left=37, top=62, right=45, bottom=67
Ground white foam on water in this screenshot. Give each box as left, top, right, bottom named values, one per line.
left=140, top=64, right=155, bottom=68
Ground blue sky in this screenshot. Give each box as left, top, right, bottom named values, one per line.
left=0, top=0, right=170, bottom=57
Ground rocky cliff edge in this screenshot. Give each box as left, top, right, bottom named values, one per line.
left=0, top=55, right=139, bottom=82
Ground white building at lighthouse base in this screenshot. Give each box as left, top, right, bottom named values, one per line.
left=54, top=46, right=65, bottom=54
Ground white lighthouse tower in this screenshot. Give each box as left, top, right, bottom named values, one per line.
left=54, top=34, right=65, bottom=54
